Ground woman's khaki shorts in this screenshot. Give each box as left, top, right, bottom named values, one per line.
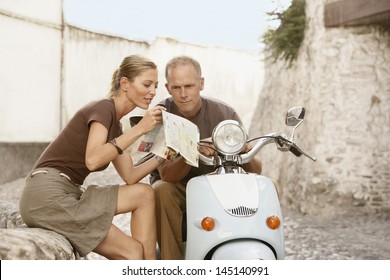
left=19, top=167, right=119, bottom=257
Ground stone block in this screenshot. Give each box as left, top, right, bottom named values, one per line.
left=0, top=200, right=78, bottom=260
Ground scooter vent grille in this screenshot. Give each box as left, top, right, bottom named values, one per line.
left=227, top=206, right=258, bottom=217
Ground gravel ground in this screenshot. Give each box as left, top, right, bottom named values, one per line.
left=1, top=165, right=390, bottom=260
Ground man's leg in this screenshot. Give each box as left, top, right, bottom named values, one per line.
left=153, top=180, right=186, bottom=260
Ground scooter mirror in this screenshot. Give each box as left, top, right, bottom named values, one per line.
left=285, top=107, right=305, bottom=126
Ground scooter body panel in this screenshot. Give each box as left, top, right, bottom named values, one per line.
left=185, top=173, right=285, bottom=260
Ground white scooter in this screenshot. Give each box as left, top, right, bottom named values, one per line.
left=183, top=106, right=316, bottom=259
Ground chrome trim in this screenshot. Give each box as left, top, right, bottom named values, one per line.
left=227, top=206, right=258, bottom=217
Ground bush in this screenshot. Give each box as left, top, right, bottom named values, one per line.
left=262, top=0, right=306, bottom=66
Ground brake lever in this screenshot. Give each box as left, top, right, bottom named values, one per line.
left=290, top=144, right=317, bottom=161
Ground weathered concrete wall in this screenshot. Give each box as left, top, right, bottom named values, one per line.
left=63, top=25, right=263, bottom=130
left=0, top=0, right=61, bottom=183
left=250, top=0, right=390, bottom=216
left=0, top=1, right=263, bottom=183
left=0, top=0, right=62, bottom=142
left=0, top=143, right=48, bottom=183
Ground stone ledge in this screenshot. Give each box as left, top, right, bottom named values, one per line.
left=0, top=200, right=79, bottom=260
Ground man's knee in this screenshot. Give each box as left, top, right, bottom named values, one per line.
left=153, top=180, right=177, bottom=200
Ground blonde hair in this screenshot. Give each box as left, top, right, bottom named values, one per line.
left=109, top=55, right=157, bottom=96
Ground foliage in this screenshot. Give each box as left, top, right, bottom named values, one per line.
left=262, top=0, right=306, bottom=66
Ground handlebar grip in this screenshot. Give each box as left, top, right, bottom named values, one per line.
left=289, top=145, right=302, bottom=157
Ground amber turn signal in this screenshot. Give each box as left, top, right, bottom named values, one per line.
left=201, top=217, right=215, bottom=231
left=266, top=215, right=281, bottom=230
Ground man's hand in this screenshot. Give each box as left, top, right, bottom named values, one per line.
left=199, top=137, right=215, bottom=156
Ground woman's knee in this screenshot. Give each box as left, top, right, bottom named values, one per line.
left=117, top=183, right=154, bottom=213
left=121, top=182, right=154, bottom=198
left=138, top=183, right=155, bottom=202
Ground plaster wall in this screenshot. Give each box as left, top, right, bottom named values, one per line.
left=0, top=0, right=62, bottom=142
left=63, top=26, right=263, bottom=131
left=0, top=0, right=264, bottom=183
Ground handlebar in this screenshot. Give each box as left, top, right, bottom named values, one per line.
left=199, top=133, right=316, bottom=166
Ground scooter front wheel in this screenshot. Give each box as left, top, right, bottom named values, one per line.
left=211, top=240, right=277, bottom=260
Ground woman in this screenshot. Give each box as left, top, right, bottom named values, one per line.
left=19, top=55, right=165, bottom=260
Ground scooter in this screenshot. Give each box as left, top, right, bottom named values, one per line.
left=183, top=106, right=316, bottom=259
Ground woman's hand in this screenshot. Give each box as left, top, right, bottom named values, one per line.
left=137, top=106, right=166, bottom=134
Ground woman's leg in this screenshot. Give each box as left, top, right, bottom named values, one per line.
left=116, top=183, right=157, bottom=260
left=93, top=224, right=144, bottom=259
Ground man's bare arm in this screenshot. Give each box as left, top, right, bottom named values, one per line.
left=158, top=155, right=191, bottom=183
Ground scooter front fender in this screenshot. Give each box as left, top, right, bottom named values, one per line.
left=185, top=174, right=284, bottom=260
left=211, top=240, right=276, bottom=260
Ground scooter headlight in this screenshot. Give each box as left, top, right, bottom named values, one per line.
left=212, top=120, right=247, bottom=155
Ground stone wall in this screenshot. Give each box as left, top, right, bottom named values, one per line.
left=250, top=0, right=390, bottom=216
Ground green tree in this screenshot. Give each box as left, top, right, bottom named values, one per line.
left=262, top=0, right=306, bottom=66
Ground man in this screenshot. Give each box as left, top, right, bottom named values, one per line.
left=150, top=56, right=262, bottom=259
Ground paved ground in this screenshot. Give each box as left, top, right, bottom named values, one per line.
left=283, top=208, right=390, bottom=259
left=1, top=165, right=390, bottom=260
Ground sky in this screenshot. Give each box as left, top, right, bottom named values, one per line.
left=63, top=0, right=291, bottom=53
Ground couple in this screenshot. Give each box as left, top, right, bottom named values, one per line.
left=19, top=55, right=262, bottom=260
